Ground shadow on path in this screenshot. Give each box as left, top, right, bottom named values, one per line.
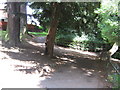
left=0, top=40, right=112, bottom=88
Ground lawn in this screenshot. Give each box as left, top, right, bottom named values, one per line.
left=0, top=30, right=7, bottom=36
left=28, top=31, right=48, bottom=37
left=0, top=30, right=8, bottom=40
left=0, top=30, right=47, bottom=38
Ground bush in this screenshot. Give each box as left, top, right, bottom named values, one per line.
left=55, top=34, right=76, bottom=47
left=69, top=33, right=108, bottom=52
left=55, top=28, right=76, bottom=47
left=70, top=39, right=105, bottom=52
left=108, top=73, right=120, bottom=88
left=55, top=29, right=111, bottom=52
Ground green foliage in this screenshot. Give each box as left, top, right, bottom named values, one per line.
left=38, top=26, right=44, bottom=29
left=30, top=2, right=113, bottom=52
left=70, top=34, right=105, bottom=51
left=56, top=30, right=107, bottom=51
left=29, top=2, right=53, bottom=31
left=112, top=51, right=120, bottom=59
left=55, top=28, right=76, bottom=47
left=108, top=73, right=120, bottom=88
left=53, top=2, right=102, bottom=51
left=29, top=2, right=100, bottom=35
left=95, top=0, right=120, bottom=45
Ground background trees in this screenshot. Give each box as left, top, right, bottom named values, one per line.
left=2, top=1, right=119, bottom=58
left=30, top=2, right=101, bottom=56
left=95, top=0, right=120, bottom=58
left=29, top=1, right=120, bottom=58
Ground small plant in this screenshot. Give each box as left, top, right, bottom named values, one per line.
left=108, top=73, right=120, bottom=89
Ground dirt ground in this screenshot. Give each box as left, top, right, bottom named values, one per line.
left=0, top=39, right=112, bottom=88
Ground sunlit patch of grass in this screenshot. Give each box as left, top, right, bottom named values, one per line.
left=0, top=30, right=6, bottom=37
left=28, top=32, right=48, bottom=37
left=0, top=30, right=8, bottom=40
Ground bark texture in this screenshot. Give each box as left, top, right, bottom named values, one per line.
left=7, top=2, right=21, bottom=46
left=20, top=3, right=27, bottom=34
left=45, top=3, right=60, bottom=57
left=20, top=3, right=27, bottom=41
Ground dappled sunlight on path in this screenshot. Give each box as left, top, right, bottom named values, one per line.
left=0, top=59, right=44, bottom=88
left=0, top=58, right=107, bottom=88
left=0, top=41, right=111, bottom=88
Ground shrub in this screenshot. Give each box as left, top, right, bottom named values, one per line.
left=55, top=28, right=76, bottom=47
left=55, top=29, right=111, bottom=52
left=70, top=39, right=105, bottom=52
left=69, top=33, right=108, bottom=52
left=55, top=34, right=75, bottom=47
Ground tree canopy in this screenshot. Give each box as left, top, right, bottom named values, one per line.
left=95, top=0, right=120, bottom=45
left=29, top=2, right=102, bottom=56
left=4, top=1, right=120, bottom=58
left=29, top=2, right=100, bottom=36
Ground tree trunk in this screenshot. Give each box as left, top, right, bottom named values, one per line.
left=20, top=3, right=27, bottom=41
left=45, top=3, right=60, bottom=57
left=7, top=2, right=21, bottom=46
left=100, top=42, right=119, bottom=60
left=109, top=42, right=119, bottom=56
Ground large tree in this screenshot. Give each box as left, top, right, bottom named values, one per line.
left=7, top=2, right=27, bottom=46
left=30, top=2, right=60, bottom=57
left=20, top=2, right=27, bottom=36
left=7, top=2, right=21, bottom=46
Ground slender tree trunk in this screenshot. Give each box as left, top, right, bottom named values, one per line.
left=45, top=3, right=60, bottom=57
left=109, top=42, right=119, bottom=56
left=100, top=42, right=119, bottom=60
left=7, top=2, right=21, bottom=46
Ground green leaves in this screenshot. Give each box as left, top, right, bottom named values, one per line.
left=95, top=0, right=119, bottom=44
left=29, top=2, right=100, bottom=34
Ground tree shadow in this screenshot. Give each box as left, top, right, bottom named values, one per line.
left=1, top=41, right=53, bottom=75
left=0, top=41, right=112, bottom=88
left=1, top=40, right=110, bottom=75
left=37, top=55, right=110, bottom=88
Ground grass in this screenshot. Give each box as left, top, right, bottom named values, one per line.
left=28, top=32, right=48, bottom=37
left=0, top=30, right=48, bottom=41
left=28, top=31, right=48, bottom=37
left=0, top=30, right=7, bottom=36
left=0, top=30, right=48, bottom=37
left=0, top=30, right=8, bottom=40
